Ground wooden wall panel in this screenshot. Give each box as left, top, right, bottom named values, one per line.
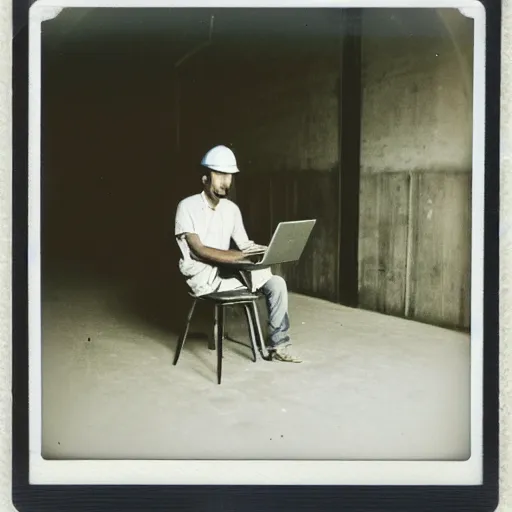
left=409, top=171, right=471, bottom=329
left=358, top=170, right=471, bottom=330
left=234, top=173, right=272, bottom=247
left=286, top=171, right=339, bottom=301
left=358, top=174, right=380, bottom=310
left=236, top=170, right=339, bottom=302
left=358, top=172, right=410, bottom=316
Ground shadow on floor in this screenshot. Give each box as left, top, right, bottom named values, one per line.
left=117, top=276, right=266, bottom=346
left=42, top=256, right=271, bottom=356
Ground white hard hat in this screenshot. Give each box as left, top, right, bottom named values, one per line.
left=200, top=145, right=240, bottom=174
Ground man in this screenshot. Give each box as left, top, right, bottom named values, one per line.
left=174, top=145, right=301, bottom=363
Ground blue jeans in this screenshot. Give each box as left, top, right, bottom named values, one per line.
left=259, top=275, right=291, bottom=349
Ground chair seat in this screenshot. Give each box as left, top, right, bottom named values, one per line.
left=190, top=289, right=260, bottom=303
left=175, top=289, right=269, bottom=383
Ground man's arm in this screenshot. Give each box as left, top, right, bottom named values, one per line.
left=184, top=233, right=248, bottom=264
left=175, top=200, right=248, bottom=264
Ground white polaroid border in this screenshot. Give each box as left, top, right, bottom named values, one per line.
left=28, top=0, right=487, bottom=486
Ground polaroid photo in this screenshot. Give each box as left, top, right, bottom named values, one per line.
left=12, top=0, right=500, bottom=509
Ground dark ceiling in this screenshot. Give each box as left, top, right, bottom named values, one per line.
left=41, top=7, right=459, bottom=59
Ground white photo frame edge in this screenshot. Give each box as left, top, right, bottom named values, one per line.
left=27, top=0, right=486, bottom=486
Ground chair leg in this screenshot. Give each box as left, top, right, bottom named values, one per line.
left=219, top=306, right=225, bottom=342
left=208, top=304, right=216, bottom=351
left=243, top=304, right=258, bottom=363
left=219, top=306, right=225, bottom=359
left=250, top=301, right=272, bottom=361
left=210, top=304, right=225, bottom=353
left=173, top=299, right=197, bottom=365
left=216, top=305, right=223, bottom=384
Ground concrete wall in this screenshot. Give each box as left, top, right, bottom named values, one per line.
left=41, top=51, right=194, bottom=330
left=358, top=9, right=473, bottom=329
left=41, top=10, right=343, bottom=330
left=41, top=8, right=474, bottom=331
left=42, top=54, right=176, bottom=274
left=176, top=21, right=342, bottom=301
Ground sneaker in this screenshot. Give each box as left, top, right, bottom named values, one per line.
left=271, top=345, right=302, bottom=363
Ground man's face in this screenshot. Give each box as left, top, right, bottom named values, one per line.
left=205, top=171, right=233, bottom=199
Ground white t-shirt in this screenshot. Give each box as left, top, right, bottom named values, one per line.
left=175, top=192, right=272, bottom=296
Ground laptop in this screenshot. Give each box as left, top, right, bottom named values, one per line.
left=238, top=219, right=316, bottom=269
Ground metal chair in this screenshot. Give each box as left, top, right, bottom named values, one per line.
left=173, top=289, right=271, bottom=384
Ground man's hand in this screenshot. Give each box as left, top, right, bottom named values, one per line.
left=185, top=233, right=248, bottom=264
left=242, top=243, right=267, bottom=254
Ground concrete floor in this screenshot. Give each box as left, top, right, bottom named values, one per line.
left=41, top=276, right=470, bottom=461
